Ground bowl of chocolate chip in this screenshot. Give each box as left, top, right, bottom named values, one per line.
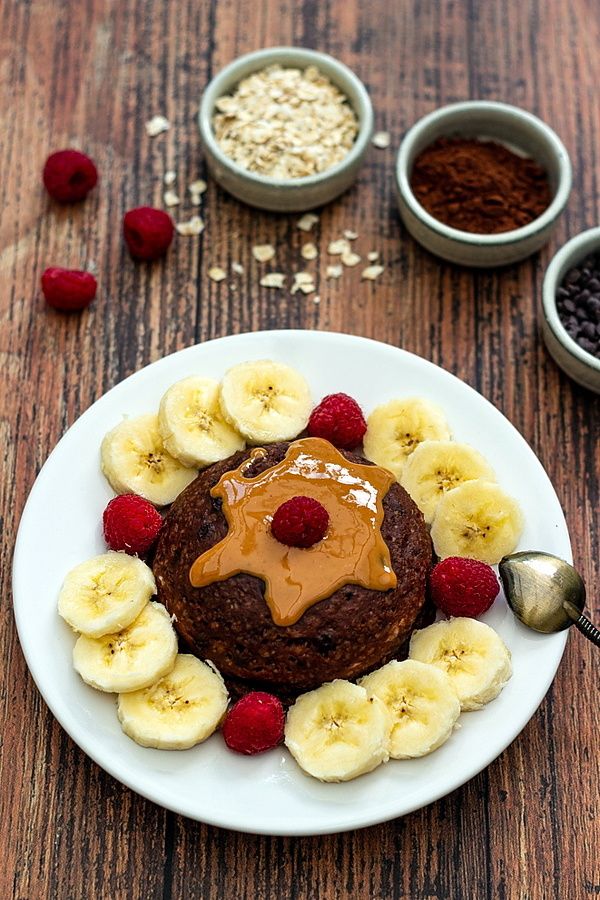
left=396, top=101, right=572, bottom=267
left=198, top=47, right=373, bottom=212
left=542, top=227, right=600, bottom=393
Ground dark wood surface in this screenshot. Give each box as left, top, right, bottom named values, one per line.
left=2, top=1, right=599, bottom=897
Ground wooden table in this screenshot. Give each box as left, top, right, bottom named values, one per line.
left=2, top=1, right=599, bottom=897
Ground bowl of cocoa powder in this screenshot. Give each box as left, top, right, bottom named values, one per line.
left=396, top=101, right=572, bottom=267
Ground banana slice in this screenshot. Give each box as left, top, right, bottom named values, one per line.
left=158, top=376, right=245, bottom=468
left=409, top=617, right=512, bottom=711
left=58, top=552, right=156, bottom=638
left=363, top=398, right=451, bottom=481
left=401, top=440, right=496, bottom=524
left=219, top=359, right=312, bottom=444
left=101, top=414, right=197, bottom=506
left=284, top=680, right=391, bottom=782
left=359, top=659, right=460, bottom=758
left=430, top=480, right=524, bottom=564
left=117, top=654, right=229, bottom=749
left=73, top=601, right=178, bottom=693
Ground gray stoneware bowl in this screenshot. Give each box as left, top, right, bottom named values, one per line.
left=542, top=227, right=600, bottom=393
left=396, top=101, right=572, bottom=267
left=198, top=47, right=374, bottom=213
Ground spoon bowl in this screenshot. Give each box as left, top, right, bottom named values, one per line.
left=499, top=550, right=586, bottom=634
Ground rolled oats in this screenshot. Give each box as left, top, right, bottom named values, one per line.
left=164, top=170, right=177, bottom=186
left=297, top=213, right=319, bottom=232
left=252, top=243, right=276, bottom=262
left=326, top=264, right=343, bottom=279
left=163, top=190, right=181, bottom=207
left=361, top=264, right=385, bottom=280
left=208, top=266, right=227, bottom=282
left=301, top=242, right=318, bottom=260
left=145, top=115, right=170, bottom=137
left=341, top=249, right=361, bottom=267
left=176, top=216, right=205, bottom=236
left=260, top=273, right=286, bottom=288
left=213, top=65, right=359, bottom=179
left=372, top=131, right=391, bottom=149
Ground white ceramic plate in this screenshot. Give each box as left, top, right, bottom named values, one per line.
left=13, top=330, right=570, bottom=836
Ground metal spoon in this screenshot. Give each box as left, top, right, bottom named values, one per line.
left=499, top=551, right=600, bottom=647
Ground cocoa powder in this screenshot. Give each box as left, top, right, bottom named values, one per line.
left=410, top=136, right=551, bottom=234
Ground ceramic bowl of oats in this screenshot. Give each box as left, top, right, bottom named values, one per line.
left=198, top=47, right=374, bottom=212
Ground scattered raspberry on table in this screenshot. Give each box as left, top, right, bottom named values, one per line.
left=222, top=692, right=285, bottom=755
left=308, top=393, right=367, bottom=449
left=41, top=267, right=97, bottom=312
left=123, top=207, right=175, bottom=260
left=103, top=494, right=163, bottom=555
left=429, top=557, right=500, bottom=618
left=42, top=149, right=98, bottom=203
left=271, top=495, right=329, bottom=548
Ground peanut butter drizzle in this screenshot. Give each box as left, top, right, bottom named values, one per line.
left=189, top=437, right=397, bottom=626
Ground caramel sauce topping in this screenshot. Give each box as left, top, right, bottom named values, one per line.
left=189, top=437, right=397, bottom=626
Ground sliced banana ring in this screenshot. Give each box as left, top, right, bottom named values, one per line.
left=219, top=359, right=312, bottom=444
left=360, top=659, right=460, bottom=758
left=101, top=413, right=197, bottom=507
left=117, top=655, right=229, bottom=749
left=58, top=551, right=156, bottom=638
left=401, top=440, right=496, bottom=524
left=363, top=397, right=451, bottom=481
left=430, top=479, right=524, bottom=565
left=158, top=376, right=245, bottom=468
left=73, top=601, right=178, bottom=693
left=409, top=617, right=512, bottom=711
left=284, top=679, right=391, bottom=782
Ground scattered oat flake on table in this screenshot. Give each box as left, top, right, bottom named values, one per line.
left=343, top=229, right=358, bottom=240
left=301, top=242, right=318, bottom=260
left=252, top=244, right=276, bottom=262
left=361, top=264, right=385, bottom=280
left=176, top=216, right=205, bottom=236
left=313, top=295, right=321, bottom=304
left=163, top=190, right=181, bottom=207
left=189, top=180, right=207, bottom=204
left=297, top=213, right=319, bottom=232
left=260, top=273, right=286, bottom=288
left=328, top=239, right=351, bottom=255
left=341, top=250, right=361, bottom=267
left=232, top=262, right=244, bottom=275
left=372, top=131, right=391, bottom=149
left=367, top=250, right=380, bottom=261
left=292, top=272, right=316, bottom=295
left=164, top=170, right=177, bottom=186
left=326, top=264, right=343, bottom=279
left=145, top=115, right=170, bottom=137
left=208, top=266, right=227, bottom=282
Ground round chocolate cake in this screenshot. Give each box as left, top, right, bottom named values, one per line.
left=154, top=442, right=433, bottom=698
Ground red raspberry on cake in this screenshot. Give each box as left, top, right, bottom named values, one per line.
left=43, top=149, right=98, bottom=203
left=123, top=207, right=174, bottom=260
left=222, top=692, right=285, bottom=755
left=271, top=495, right=329, bottom=548
left=307, top=393, right=367, bottom=449
left=103, top=494, right=163, bottom=555
left=429, top=557, right=500, bottom=618
left=41, top=267, right=97, bottom=311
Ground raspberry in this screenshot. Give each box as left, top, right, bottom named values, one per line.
left=429, top=557, right=500, bottom=618
left=43, top=149, right=98, bottom=203
left=222, top=692, right=285, bottom=755
left=123, top=207, right=174, bottom=260
left=307, top=393, right=367, bottom=449
left=41, top=267, right=97, bottom=311
left=271, top=496, right=329, bottom=548
left=103, top=494, right=163, bottom=555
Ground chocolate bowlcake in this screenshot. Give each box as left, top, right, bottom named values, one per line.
left=154, top=441, right=433, bottom=698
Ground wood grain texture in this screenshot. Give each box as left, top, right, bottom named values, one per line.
left=1, top=0, right=599, bottom=897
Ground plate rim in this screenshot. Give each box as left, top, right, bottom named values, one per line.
left=12, top=329, right=570, bottom=835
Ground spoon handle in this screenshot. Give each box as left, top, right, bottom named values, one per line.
left=563, top=601, right=600, bottom=648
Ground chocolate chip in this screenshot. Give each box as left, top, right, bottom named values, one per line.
left=582, top=322, right=597, bottom=339
left=588, top=279, right=600, bottom=291
left=565, top=268, right=581, bottom=284
left=563, top=299, right=576, bottom=313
